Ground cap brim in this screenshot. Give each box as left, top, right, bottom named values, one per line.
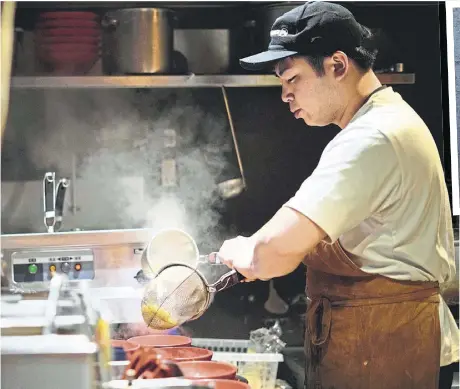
left=239, top=49, right=298, bottom=71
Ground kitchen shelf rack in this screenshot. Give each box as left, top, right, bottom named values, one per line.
left=10, top=73, right=415, bottom=89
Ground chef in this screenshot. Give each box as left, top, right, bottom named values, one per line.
left=217, top=2, right=459, bottom=388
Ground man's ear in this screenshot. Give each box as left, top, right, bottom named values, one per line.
left=326, top=51, right=349, bottom=80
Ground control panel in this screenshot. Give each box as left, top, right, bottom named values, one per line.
left=11, top=249, right=95, bottom=283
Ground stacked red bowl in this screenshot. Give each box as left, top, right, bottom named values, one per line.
left=35, top=11, right=100, bottom=75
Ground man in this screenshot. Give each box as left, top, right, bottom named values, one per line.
left=217, top=2, right=459, bottom=388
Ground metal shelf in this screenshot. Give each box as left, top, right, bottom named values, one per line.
left=10, top=73, right=415, bottom=89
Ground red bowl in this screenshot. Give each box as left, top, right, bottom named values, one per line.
left=37, top=50, right=98, bottom=62
left=36, top=35, right=100, bottom=45
left=37, top=19, right=100, bottom=29
left=37, top=50, right=98, bottom=75
left=37, top=43, right=100, bottom=53
left=37, top=28, right=100, bottom=37
left=177, top=361, right=238, bottom=380
left=156, top=347, right=213, bottom=362
left=127, top=335, right=193, bottom=348
left=39, top=11, right=99, bottom=20
left=192, top=380, right=250, bottom=389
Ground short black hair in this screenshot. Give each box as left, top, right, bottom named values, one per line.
left=301, top=27, right=379, bottom=76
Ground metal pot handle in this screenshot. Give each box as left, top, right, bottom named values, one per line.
left=101, top=16, right=118, bottom=30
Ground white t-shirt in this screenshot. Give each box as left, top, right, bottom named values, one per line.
left=284, top=86, right=459, bottom=366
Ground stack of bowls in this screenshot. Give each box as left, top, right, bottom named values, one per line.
left=125, top=335, right=249, bottom=387
left=34, top=11, right=101, bottom=75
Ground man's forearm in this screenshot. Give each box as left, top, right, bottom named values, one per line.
left=251, top=238, right=306, bottom=279
left=248, top=206, right=326, bottom=279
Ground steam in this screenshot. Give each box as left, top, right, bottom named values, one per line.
left=10, top=88, right=238, bottom=249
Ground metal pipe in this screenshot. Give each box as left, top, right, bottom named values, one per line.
left=221, top=86, right=247, bottom=189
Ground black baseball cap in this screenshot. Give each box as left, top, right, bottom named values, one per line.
left=240, top=1, right=370, bottom=71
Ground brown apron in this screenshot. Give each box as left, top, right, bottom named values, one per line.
left=303, top=240, right=441, bottom=389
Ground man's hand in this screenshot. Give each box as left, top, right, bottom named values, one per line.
left=217, top=236, right=259, bottom=282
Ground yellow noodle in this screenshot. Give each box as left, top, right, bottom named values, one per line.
left=141, top=303, right=178, bottom=329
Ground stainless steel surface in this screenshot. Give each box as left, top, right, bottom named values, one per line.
left=102, top=8, right=175, bottom=75
left=1, top=315, right=87, bottom=336
left=1, top=228, right=155, bottom=323
left=1, top=334, right=97, bottom=354
left=221, top=86, right=247, bottom=195
left=1, top=274, right=94, bottom=336
left=1, top=335, right=97, bottom=389
left=1, top=275, right=105, bottom=389
left=174, top=29, right=230, bottom=74
left=10, top=73, right=416, bottom=89
left=1, top=228, right=154, bottom=250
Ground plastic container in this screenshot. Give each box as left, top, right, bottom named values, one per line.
left=191, top=338, right=284, bottom=389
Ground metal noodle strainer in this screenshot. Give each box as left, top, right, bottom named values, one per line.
left=141, top=262, right=244, bottom=330
left=137, top=229, right=221, bottom=283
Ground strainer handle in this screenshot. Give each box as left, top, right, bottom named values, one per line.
left=210, top=268, right=246, bottom=293
left=199, top=252, right=222, bottom=264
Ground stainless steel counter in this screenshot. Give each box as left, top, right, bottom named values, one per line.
left=1, top=229, right=154, bottom=324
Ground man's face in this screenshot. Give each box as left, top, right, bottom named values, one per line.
left=275, top=56, right=342, bottom=127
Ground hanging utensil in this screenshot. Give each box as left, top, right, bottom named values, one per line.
left=141, top=261, right=244, bottom=330
left=43, top=172, right=56, bottom=233
left=218, top=86, right=246, bottom=199
left=42, top=172, right=70, bottom=233
left=54, top=178, right=70, bottom=231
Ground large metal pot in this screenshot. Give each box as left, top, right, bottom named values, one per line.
left=101, top=8, right=175, bottom=75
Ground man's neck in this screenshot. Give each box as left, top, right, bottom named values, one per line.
left=335, top=70, right=383, bottom=129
